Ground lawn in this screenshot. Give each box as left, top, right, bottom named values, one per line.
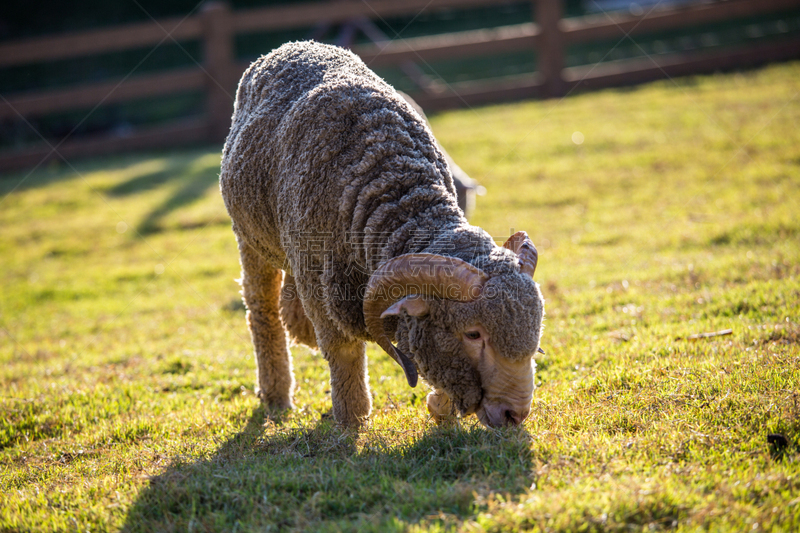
left=1, top=61, right=799, bottom=532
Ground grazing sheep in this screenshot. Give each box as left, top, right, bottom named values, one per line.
left=220, top=41, right=544, bottom=428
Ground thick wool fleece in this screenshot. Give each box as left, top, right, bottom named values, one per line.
left=220, top=41, right=543, bottom=422
left=222, top=41, right=460, bottom=341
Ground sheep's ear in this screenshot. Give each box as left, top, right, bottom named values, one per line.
left=380, top=295, right=430, bottom=318
left=503, top=230, right=537, bottom=278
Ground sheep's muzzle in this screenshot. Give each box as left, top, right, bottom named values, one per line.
left=475, top=355, right=534, bottom=428
left=476, top=401, right=531, bottom=427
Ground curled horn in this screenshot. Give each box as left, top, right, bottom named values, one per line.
left=364, top=253, right=489, bottom=387
left=503, top=231, right=538, bottom=278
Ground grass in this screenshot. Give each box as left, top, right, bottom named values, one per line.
left=1, top=62, right=799, bottom=532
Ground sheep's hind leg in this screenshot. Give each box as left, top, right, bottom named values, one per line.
left=239, top=243, right=294, bottom=410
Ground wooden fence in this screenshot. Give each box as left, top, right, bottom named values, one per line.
left=1, top=0, right=799, bottom=172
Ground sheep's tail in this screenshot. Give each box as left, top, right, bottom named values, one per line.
left=280, top=274, right=318, bottom=348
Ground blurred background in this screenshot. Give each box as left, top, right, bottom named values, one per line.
left=1, top=0, right=800, bottom=172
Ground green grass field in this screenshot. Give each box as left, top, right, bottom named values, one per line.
left=1, top=62, right=799, bottom=532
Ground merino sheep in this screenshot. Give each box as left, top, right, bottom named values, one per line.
left=220, top=41, right=544, bottom=428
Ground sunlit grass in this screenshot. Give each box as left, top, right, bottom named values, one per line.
left=1, top=62, right=799, bottom=532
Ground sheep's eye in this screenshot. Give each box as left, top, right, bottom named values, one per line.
left=464, top=330, right=481, bottom=340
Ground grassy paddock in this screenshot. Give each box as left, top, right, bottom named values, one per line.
left=1, top=62, right=799, bottom=532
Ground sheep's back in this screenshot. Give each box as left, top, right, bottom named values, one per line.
left=221, top=42, right=375, bottom=262
left=222, top=41, right=459, bottom=258
left=220, top=41, right=463, bottom=339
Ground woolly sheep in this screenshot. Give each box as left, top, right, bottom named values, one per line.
left=220, top=41, right=544, bottom=428
left=397, top=91, right=478, bottom=218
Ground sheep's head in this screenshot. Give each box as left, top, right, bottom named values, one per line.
left=364, top=231, right=544, bottom=428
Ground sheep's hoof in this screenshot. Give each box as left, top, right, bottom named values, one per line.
left=336, top=414, right=370, bottom=430
left=322, top=407, right=370, bottom=430
left=427, top=390, right=456, bottom=425
left=256, top=388, right=294, bottom=411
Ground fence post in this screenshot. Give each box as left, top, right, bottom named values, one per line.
left=536, top=0, right=566, bottom=98
left=202, top=1, right=235, bottom=143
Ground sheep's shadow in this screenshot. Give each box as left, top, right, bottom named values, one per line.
left=0, top=150, right=141, bottom=195
left=103, top=151, right=222, bottom=235
left=1, top=149, right=223, bottom=236
left=121, top=406, right=535, bottom=532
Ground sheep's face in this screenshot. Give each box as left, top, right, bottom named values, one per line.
left=389, top=273, right=544, bottom=428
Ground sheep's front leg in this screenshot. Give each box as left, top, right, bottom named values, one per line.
left=238, top=242, right=294, bottom=410
left=320, top=337, right=371, bottom=427
left=427, top=390, right=456, bottom=424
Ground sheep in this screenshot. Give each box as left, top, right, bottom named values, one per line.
left=220, top=41, right=544, bottom=428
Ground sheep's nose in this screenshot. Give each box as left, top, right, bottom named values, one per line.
left=505, top=408, right=523, bottom=426
left=483, top=403, right=527, bottom=427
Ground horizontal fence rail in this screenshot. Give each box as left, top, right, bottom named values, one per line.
left=1, top=0, right=799, bottom=172
left=0, top=68, right=206, bottom=119
left=352, top=23, right=542, bottom=66
left=230, top=0, right=507, bottom=32
left=0, top=17, right=204, bottom=68
left=562, top=0, right=800, bottom=42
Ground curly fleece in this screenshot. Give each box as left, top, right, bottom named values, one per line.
left=220, top=41, right=543, bottom=425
